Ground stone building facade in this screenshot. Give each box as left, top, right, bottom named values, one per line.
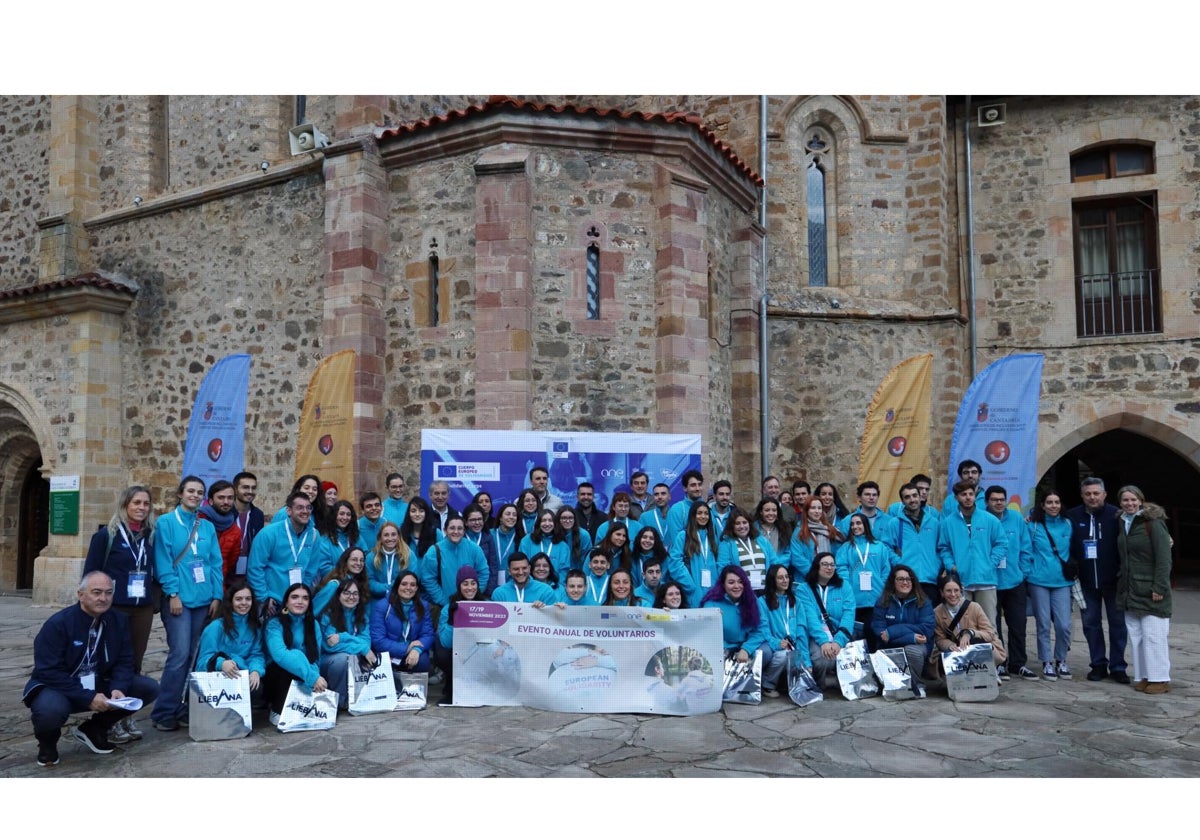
left=1, top=94, right=1197, bottom=603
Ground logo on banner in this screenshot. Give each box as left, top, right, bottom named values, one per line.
left=314, top=403, right=322, bottom=420
left=984, top=440, right=1011, bottom=465
left=976, top=403, right=989, bottom=422
left=318, top=434, right=334, bottom=455
left=207, top=439, right=223, bottom=461
left=437, top=464, right=458, bottom=478
left=552, top=441, right=570, bottom=458
left=434, top=462, right=500, bottom=481
left=885, top=408, right=895, bottom=422
left=887, top=436, right=907, bottom=457
left=203, top=401, right=214, bottom=421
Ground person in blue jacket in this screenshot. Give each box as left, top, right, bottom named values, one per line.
left=666, top=470, right=707, bottom=538
left=263, top=583, right=328, bottom=725
left=519, top=510, right=571, bottom=578
left=517, top=488, right=543, bottom=536
left=596, top=521, right=634, bottom=577
left=494, top=552, right=559, bottom=606
left=152, top=475, right=224, bottom=732
left=631, top=526, right=668, bottom=590
left=316, top=577, right=377, bottom=708
left=836, top=513, right=896, bottom=631
left=798, top=552, right=857, bottom=689
left=83, top=484, right=157, bottom=744
left=717, top=511, right=777, bottom=595
left=603, top=568, right=641, bottom=607
left=420, top=514, right=489, bottom=606
left=462, top=503, right=501, bottom=596
left=665, top=501, right=719, bottom=606
left=984, top=485, right=1037, bottom=680
left=400, top=497, right=441, bottom=561
left=581, top=548, right=613, bottom=605
left=433, top=566, right=487, bottom=706
left=381, top=472, right=410, bottom=534
left=881, top=482, right=943, bottom=606
left=371, top=570, right=434, bottom=677
left=700, top=565, right=768, bottom=667
left=789, top=496, right=844, bottom=580
left=25, top=571, right=160, bottom=767
left=870, top=564, right=935, bottom=697
left=271, top=474, right=329, bottom=531
left=1027, top=491, right=1076, bottom=680
left=753, top=497, right=791, bottom=570
left=634, top=557, right=663, bottom=605
left=487, top=503, right=523, bottom=593
left=316, top=546, right=371, bottom=609
left=366, top=521, right=415, bottom=601
left=757, top=563, right=810, bottom=697
left=555, top=506, right=594, bottom=571
left=594, top=492, right=636, bottom=544
left=530, top=552, right=562, bottom=596
left=195, top=576, right=265, bottom=706
left=936, top=481, right=1007, bottom=623
left=356, top=492, right=385, bottom=554
left=561, top=569, right=589, bottom=606
left=248, top=492, right=328, bottom=617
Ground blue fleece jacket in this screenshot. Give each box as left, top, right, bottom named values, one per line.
left=993, top=507, right=1033, bottom=589
left=247, top=518, right=327, bottom=605
left=705, top=595, right=766, bottom=655
left=936, top=507, right=1007, bottom=589
left=835, top=537, right=896, bottom=608
left=756, top=594, right=811, bottom=665
left=419, top=537, right=489, bottom=606
left=155, top=506, right=224, bottom=608
left=196, top=612, right=265, bottom=675
left=665, top=528, right=719, bottom=606
left=1028, top=515, right=1073, bottom=589
left=797, top=578, right=857, bottom=646
left=264, top=614, right=323, bottom=689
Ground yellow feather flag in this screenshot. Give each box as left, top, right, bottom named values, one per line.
left=857, top=354, right=933, bottom=507
left=295, top=349, right=356, bottom=497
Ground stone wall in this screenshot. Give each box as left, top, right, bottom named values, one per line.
left=0, top=95, right=49, bottom=290
left=87, top=171, right=327, bottom=510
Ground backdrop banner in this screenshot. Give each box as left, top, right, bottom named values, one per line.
left=182, top=354, right=251, bottom=486
left=295, top=349, right=356, bottom=497
left=451, top=603, right=723, bottom=716
left=420, top=429, right=702, bottom=511
left=857, top=353, right=933, bottom=506
left=947, top=353, right=1044, bottom=512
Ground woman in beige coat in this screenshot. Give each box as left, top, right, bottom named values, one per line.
left=931, top=571, right=1006, bottom=673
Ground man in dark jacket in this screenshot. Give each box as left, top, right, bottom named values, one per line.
left=1066, top=477, right=1129, bottom=683
left=23, top=571, right=160, bottom=767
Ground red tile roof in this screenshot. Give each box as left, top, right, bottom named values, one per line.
left=378, top=95, right=763, bottom=186
left=0, top=272, right=137, bottom=302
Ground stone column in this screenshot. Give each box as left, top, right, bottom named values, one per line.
left=654, top=163, right=711, bottom=450
left=322, top=138, right=389, bottom=497
left=39, top=95, right=98, bottom=281
left=473, top=147, right=534, bottom=430
left=731, top=222, right=764, bottom=488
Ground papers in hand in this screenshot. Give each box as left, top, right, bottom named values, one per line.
left=106, top=696, right=144, bottom=711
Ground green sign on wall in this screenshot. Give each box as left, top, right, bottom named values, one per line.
left=49, top=475, right=80, bottom=536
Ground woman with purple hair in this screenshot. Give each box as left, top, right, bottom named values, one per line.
left=700, top=565, right=769, bottom=665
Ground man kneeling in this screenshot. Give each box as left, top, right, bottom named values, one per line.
left=23, top=571, right=159, bottom=767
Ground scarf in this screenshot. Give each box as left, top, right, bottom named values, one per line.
left=199, top=502, right=237, bottom=534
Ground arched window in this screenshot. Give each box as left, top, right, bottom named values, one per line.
left=804, top=128, right=835, bottom=287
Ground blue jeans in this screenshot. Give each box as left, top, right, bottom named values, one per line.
left=319, top=652, right=352, bottom=709
left=30, top=674, right=159, bottom=743
left=154, top=604, right=209, bottom=724
left=1081, top=585, right=1127, bottom=672
left=1028, top=584, right=1072, bottom=662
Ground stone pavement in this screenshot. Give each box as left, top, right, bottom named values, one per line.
left=1, top=593, right=1196, bottom=778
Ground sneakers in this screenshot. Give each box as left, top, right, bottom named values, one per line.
left=72, top=721, right=115, bottom=755
left=123, top=717, right=144, bottom=740
left=913, top=684, right=927, bottom=699
left=36, top=742, right=60, bottom=767
left=1111, top=671, right=1131, bottom=685
left=1016, top=665, right=1038, bottom=680
left=269, top=711, right=281, bottom=726
left=1057, top=662, right=1072, bottom=680
left=1086, top=665, right=1106, bottom=682
left=152, top=718, right=179, bottom=732
left=762, top=687, right=780, bottom=699
left=107, top=721, right=132, bottom=744
left=1042, top=662, right=1058, bottom=681
left=1133, top=679, right=1149, bottom=692
left=996, top=665, right=1010, bottom=681
left=1143, top=681, right=1170, bottom=694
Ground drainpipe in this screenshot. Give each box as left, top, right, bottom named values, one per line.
left=759, top=95, right=771, bottom=481
left=963, top=96, right=978, bottom=381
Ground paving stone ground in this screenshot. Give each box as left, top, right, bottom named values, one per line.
left=1, top=592, right=1196, bottom=778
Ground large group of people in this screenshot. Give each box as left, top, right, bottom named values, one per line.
left=27, top=461, right=1176, bottom=768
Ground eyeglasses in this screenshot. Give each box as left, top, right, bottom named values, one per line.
left=291, top=504, right=312, bottom=512
left=894, top=576, right=912, bottom=582
left=341, top=591, right=361, bottom=600
left=818, top=561, right=836, bottom=568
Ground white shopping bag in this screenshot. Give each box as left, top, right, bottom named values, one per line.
left=188, top=670, right=252, bottom=741
left=347, top=652, right=397, bottom=716
left=942, top=643, right=1000, bottom=703
left=277, top=680, right=338, bottom=732
left=836, top=639, right=879, bottom=700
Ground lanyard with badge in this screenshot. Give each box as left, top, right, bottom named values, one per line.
left=119, top=523, right=149, bottom=600
left=737, top=537, right=765, bottom=590
left=855, top=541, right=873, bottom=592
left=696, top=537, right=712, bottom=588
left=236, top=510, right=252, bottom=574
left=588, top=575, right=609, bottom=604
left=286, top=524, right=309, bottom=586
left=1084, top=514, right=1100, bottom=560
left=79, top=619, right=103, bottom=691
left=175, top=509, right=207, bottom=585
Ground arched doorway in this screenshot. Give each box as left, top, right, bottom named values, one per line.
left=0, top=395, right=47, bottom=591
left=1041, top=428, right=1200, bottom=586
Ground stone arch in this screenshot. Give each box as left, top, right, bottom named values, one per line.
left=773, top=95, right=907, bottom=144
left=0, top=381, right=54, bottom=589
left=1038, top=410, right=1200, bottom=478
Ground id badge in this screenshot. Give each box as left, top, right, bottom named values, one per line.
left=1084, top=539, right=1098, bottom=560
left=498, top=570, right=507, bottom=585
left=997, top=556, right=1007, bottom=570
left=701, top=569, right=712, bottom=588
left=80, top=673, right=96, bottom=691
left=191, top=562, right=206, bottom=584
left=128, top=573, right=147, bottom=599
left=858, top=570, right=873, bottom=591
left=749, top=569, right=764, bottom=590
left=235, top=555, right=248, bottom=575
left=288, top=567, right=303, bottom=586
